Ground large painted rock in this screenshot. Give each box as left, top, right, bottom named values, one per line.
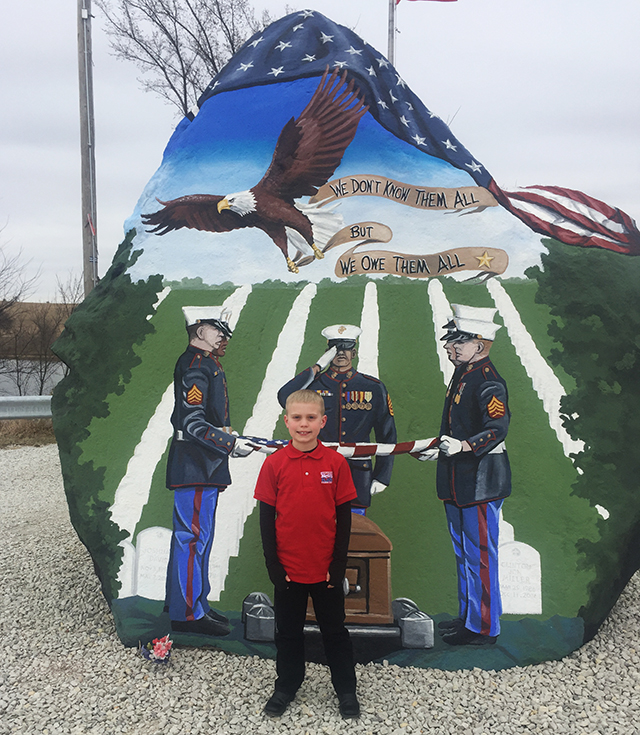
left=52, top=11, right=640, bottom=670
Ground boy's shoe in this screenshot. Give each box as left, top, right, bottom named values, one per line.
left=263, top=690, right=294, bottom=717
left=338, top=693, right=361, bottom=719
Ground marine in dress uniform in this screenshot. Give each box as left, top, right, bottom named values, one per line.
left=277, top=325, right=397, bottom=512
left=419, top=304, right=511, bottom=645
left=165, top=306, right=254, bottom=637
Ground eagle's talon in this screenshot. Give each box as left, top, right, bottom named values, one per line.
left=311, top=243, right=325, bottom=260
left=286, top=257, right=299, bottom=274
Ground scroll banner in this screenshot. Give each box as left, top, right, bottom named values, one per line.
left=310, top=174, right=498, bottom=211
left=326, top=222, right=508, bottom=278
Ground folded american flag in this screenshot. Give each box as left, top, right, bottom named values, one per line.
left=241, top=436, right=439, bottom=459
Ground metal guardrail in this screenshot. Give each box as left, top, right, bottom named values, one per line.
left=0, top=396, right=52, bottom=420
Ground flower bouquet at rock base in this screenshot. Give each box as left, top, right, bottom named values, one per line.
left=139, top=634, right=173, bottom=664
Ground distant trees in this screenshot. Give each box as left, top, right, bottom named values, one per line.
left=0, top=269, right=83, bottom=396
left=0, top=243, right=38, bottom=333
left=95, top=0, right=276, bottom=116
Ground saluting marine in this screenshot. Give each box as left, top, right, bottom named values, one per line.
left=278, top=324, right=397, bottom=513
left=418, top=304, right=511, bottom=646
left=165, top=306, right=254, bottom=637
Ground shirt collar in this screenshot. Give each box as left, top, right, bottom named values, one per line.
left=283, top=440, right=326, bottom=459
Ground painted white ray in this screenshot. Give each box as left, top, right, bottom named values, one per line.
left=208, top=284, right=318, bottom=599
left=147, top=286, right=172, bottom=320
left=486, top=279, right=583, bottom=458
left=357, top=281, right=380, bottom=378
left=109, top=285, right=253, bottom=541
left=427, top=279, right=454, bottom=385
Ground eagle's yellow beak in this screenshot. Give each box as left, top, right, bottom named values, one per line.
left=217, top=198, right=230, bottom=213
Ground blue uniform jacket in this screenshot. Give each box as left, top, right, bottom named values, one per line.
left=278, top=367, right=397, bottom=506
left=437, top=356, right=511, bottom=508
left=166, top=345, right=235, bottom=489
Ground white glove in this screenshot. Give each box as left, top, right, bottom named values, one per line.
left=370, top=480, right=387, bottom=495
left=315, top=346, right=337, bottom=371
left=439, top=436, right=463, bottom=457
left=231, top=437, right=255, bottom=458
left=415, top=447, right=439, bottom=462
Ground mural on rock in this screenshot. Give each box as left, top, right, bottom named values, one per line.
left=52, top=11, right=640, bottom=670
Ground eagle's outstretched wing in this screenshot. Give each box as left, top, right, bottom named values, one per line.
left=257, top=67, right=368, bottom=201
left=141, top=195, right=239, bottom=235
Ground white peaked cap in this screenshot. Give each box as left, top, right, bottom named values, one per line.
left=321, top=324, right=363, bottom=341
left=182, top=306, right=232, bottom=328
left=451, top=303, right=501, bottom=341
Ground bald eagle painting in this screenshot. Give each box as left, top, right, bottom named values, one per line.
left=142, top=68, right=368, bottom=273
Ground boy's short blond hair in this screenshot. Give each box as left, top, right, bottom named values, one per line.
left=285, top=389, right=325, bottom=414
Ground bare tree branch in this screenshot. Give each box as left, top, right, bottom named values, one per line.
left=0, top=242, right=38, bottom=333
left=95, top=0, right=275, bottom=116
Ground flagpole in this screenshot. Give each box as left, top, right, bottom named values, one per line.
left=78, top=0, right=99, bottom=297
left=388, top=0, right=396, bottom=66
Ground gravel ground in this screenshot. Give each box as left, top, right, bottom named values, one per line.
left=2, top=444, right=639, bottom=735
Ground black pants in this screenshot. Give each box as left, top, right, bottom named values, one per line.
left=274, top=581, right=356, bottom=697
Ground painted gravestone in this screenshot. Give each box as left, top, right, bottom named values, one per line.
left=52, top=11, right=640, bottom=670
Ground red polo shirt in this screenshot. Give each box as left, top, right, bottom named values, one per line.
left=254, top=441, right=357, bottom=584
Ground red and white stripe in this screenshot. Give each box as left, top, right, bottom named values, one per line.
left=489, top=181, right=640, bottom=255
left=248, top=437, right=439, bottom=459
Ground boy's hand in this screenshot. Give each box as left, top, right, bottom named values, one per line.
left=267, top=563, right=290, bottom=591
left=326, top=572, right=333, bottom=589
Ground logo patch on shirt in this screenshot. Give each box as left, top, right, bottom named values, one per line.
left=186, top=384, right=203, bottom=405
left=487, top=396, right=506, bottom=418
left=320, top=471, right=333, bottom=484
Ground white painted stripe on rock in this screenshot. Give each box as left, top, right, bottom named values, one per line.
left=427, top=279, right=454, bottom=385
left=109, top=286, right=253, bottom=542
left=208, top=283, right=318, bottom=599
left=147, top=286, right=172, bottom=320
left=486, top=279, right=583, bottom=458
left=358, top=281, right=380, bottom=378
left=109, top=384, right=175, bottom=539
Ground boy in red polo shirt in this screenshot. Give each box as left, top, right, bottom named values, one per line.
left=254, top=389, right=360, bottom=719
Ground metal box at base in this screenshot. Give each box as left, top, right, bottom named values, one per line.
left=307, top=514, right=393, bottom=625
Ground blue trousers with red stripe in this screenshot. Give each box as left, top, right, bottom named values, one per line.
left=444, top=499, right=503, bottom=637
left=165, top=486, right=219, bottom=621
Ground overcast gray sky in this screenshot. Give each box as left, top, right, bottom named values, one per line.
left=0, top=0, right=638, bottom=299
